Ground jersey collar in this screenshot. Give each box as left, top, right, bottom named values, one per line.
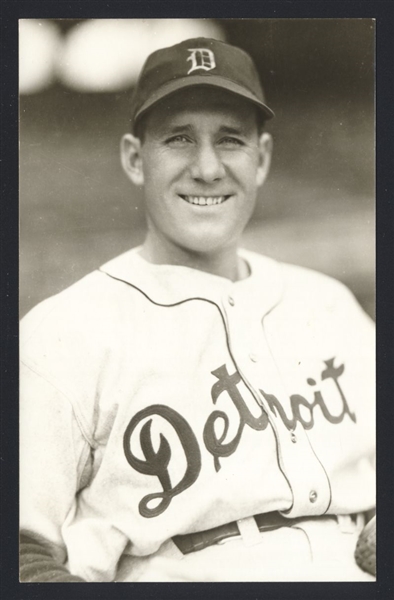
left=99, top=247, right=284, bottom=318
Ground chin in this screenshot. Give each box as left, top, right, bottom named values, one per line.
left=177, top=233, right=239, bottom=257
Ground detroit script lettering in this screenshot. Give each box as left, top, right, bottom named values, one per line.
left=123, top=357, right=356, bottom=518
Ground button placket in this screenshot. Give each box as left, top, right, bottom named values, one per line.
left=221, top=291, right=331, bottom=517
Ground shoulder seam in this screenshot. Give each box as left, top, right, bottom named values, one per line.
left=21, top=360, right=97, bottom=449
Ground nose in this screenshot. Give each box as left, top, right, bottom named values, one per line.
left=189, top=141, right=226, bottom=183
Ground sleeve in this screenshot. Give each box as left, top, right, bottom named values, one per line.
left=20, top=531, right=86, bottom=582
left=20, top=361, right=93, bottom=581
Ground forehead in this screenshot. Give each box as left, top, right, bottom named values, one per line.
left=141, top=87, right=259, bottom=135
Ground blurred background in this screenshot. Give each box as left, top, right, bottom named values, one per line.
left=19, top=18, right=375, bottom=319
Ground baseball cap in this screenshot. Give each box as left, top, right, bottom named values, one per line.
left=130, top=37, right=275, bottom=133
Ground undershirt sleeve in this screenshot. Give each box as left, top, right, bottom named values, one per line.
left=19, top=531, right=86, bottom=582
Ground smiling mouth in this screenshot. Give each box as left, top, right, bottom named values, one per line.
left=179, top=195, right=231, bottom=206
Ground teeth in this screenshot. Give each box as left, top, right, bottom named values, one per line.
left=182, top=195, right=228, bottom=206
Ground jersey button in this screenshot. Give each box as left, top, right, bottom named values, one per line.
left=228, top=295, right=235, bottom=306
left=249, top=353, right=258, bottom=363
left=309, top=490, right=318, bottom=503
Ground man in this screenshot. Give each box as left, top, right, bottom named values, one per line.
left=20, top=37, right=375, bottom=582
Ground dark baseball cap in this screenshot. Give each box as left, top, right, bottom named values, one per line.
left=130, top=37, right=275, bottom=133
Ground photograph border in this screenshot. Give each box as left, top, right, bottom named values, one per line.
left=2, top=1, right=393, bottom=599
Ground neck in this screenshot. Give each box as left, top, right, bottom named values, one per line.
left=140, top=235, right=248, bottom=282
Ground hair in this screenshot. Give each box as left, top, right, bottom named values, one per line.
left=256, top=113, right=267, bottom=136
left=133, top=113, right=149, bottom=143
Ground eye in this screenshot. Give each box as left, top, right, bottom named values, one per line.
left=219, top=136, right=245, bottom=147
left=166, top=135, right=191, bottom=146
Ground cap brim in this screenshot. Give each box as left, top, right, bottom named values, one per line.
left=133, top=74, right=275, bottom=126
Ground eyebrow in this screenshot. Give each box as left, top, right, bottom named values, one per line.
left=218, top=126, right=246, bottom=135
left=165, top=124, right=193, bottom=135
left=163, top=124, right=246, bottom=136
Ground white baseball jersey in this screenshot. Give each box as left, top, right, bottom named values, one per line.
left=20, top=248, right=375, bottom=581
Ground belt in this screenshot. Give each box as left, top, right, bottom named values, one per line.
left=172, top=511, right=339, bottom=555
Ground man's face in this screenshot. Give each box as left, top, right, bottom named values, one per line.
left=122, top=87, right=272, bottom=259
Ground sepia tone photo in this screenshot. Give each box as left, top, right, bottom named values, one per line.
left=19, top=18, right=376, bottom=582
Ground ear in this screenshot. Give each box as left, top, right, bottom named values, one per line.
left=120, top=134, right=144, bottom=186
left=256, top=132, right=273, bottom=187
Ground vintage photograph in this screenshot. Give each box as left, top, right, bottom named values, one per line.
left=19, top=18, right=376, bottom=582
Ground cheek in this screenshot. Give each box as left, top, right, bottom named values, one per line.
left=141, top=165, right=170, bottom=205
left=230, top=151, right=260, bottom=181
left=142, top=158, right=181, bottom=195
left=239, top=163, right=261, bottom=198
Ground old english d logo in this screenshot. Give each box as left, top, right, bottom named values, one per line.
left=187, top=48, right=216, bottom=74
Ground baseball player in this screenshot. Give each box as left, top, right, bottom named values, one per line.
left=20, top=38, right=375, bottom=582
